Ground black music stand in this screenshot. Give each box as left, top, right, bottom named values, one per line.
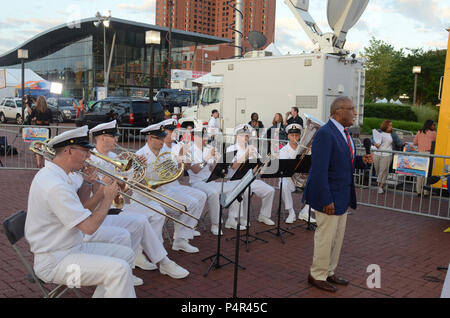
left=285, top=155, right=317, bottom=231
left=227, top=160, right=268, bottom=252
left=220, top=168, right=257, bottom=298
left=255, top=158, right=302, bottom=243
left=202, top=153, right=245, bottom=277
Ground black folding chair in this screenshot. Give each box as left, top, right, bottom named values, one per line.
left=2, top=210, right=81, bottom=298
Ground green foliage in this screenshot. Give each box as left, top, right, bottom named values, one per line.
left=362, top=37, right=446, bottom=105
left=364, top=103, right=417, bottom=121
left=411, top=105, right=439, bottom=123
left=361, top=117, right=423, bottom=135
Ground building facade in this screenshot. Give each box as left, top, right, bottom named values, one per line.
left=0, top=17, right=228, bottom=100
left=156, top=0, right=276, bottom=72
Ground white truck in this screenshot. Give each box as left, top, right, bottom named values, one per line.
left=183, top=0, right=369, bottom=135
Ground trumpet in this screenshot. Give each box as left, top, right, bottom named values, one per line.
left=29, top=140, right=199, bottom=228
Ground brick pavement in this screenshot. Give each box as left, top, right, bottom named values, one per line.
left=0, top=169, right=449, bottom=298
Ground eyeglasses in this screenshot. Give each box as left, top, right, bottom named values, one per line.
left=150, top=135, right=165, bottom=141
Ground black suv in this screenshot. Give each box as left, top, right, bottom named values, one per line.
left=47, top=97, right=79, bottom=122
left=75, top=97, right=163, bottom=133
left=155, top=89, right=198, bottom=112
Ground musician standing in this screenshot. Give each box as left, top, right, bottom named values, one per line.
left=303, top=97, right=373, bottom=293
left=137, top=122, right=206, bottom=253
left=85, top=121, right=189, bottom=279
left=25, top=126, right=136, bottom=297
left=226, top=124, right=275, bottom=228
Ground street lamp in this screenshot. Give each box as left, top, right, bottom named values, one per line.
left=18, top=49, right=28, bottom=124
left=146, top=30, right=161, bottom=123
left=94, top=11, right=111, bottom=98
left=412, top=66, right=421, bottom=106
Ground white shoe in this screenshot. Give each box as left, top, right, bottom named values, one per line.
left=285, top=212, right=296, bottom=224
left=135, top=252, right=158, bottom=271
left=193, top=230, right=201, bottom=237
left=225, top=218, right=246, bottom=231
left=133, top=275, right=143, bottom=286
left=210, top=224, right=223, bottom=236
left=298, top=210, right=316, bottom=224
left=378, top=187, right=384, bottom=194
left=257, top=215, right=275, bottom=226
left=159, top=260, right=190, bottom=279
left=172, top=239, right=199, bottom=253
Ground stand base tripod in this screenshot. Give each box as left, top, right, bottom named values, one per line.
left=288, top=205, right=317, bottom=231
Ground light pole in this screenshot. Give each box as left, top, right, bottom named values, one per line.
left=413, top=66, right=421, bottom=106
left=145, top=30, right=161, bottom=124
left=94, top=11, right=111, bottom=98
left=18, top=49, right=28, bottom=125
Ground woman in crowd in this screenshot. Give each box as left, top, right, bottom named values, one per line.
left=414, top=119, right=437, bottom=196
left=30, top=96, right=53, bottom=168
left=248, top=112, right=264, bottom=138
left=372, top=120, right=403, bottom=194
left=73, top=98, right=85, bottom=118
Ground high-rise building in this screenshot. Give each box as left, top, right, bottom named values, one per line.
left=155, top=0, right=276, bottom=72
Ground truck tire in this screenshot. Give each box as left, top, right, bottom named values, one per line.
left=16, top=114, right=23, bottom=125
left=0, top=113, right=5, bottom=123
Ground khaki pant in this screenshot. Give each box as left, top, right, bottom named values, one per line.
left=373, top=154, right=392, bottom=184
left=310, top=211, right=348, bottom=281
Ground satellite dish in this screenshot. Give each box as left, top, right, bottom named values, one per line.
left=248, top=31, right=267, bottom=50
left=292, top=0, right=309, bottom=11
left=327, top=0, right=369, bottom=33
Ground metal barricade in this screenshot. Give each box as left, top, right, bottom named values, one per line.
left=354, top=147, right=450, bottom=221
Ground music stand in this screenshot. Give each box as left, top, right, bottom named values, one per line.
left=227, top=160, right=268, bottom=251
left=202, top=152, right=245, bottom=277
left=285, top=155, right=316, bottom=231
left=220, top=168, right=257, bottom=298
left=255, top=158, right=302, bottom=243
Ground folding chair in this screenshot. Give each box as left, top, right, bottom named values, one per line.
left=2, top=210, right=81, bottom=298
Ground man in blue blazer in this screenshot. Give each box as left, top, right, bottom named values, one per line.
left=303, top=96, right=373, bottom=293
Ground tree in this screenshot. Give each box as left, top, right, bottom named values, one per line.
left=362, top=37, right=403, bottom=102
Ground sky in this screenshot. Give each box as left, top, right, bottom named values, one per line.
left=0, top=0, right=449, bottom=57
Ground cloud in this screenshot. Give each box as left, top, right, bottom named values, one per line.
left=118, top=0, right=156, bottom=13
left=392, top=0, right=447, bottom=30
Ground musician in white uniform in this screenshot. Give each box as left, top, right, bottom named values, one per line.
left=25, top=126, right=136, bottom=298
left=226, top=124, right=276, bottom=228
left=187, top=127, right=237, bottom=235
left=279, top=124, right=316, bottom=224
left=136, top=121, right=206, bottom=253
left=80, top=121, right=189, bottom=279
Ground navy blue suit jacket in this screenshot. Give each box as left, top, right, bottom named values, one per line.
left=302, top=119, right=367, bottom=215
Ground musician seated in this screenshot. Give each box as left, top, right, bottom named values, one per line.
left=280, top=124, right=316, bottom=224
left=25, top=126, right=136, bottom=297
left=226, top=124, right=276, bottom=228
left=161, top=119, right=208, bottom=238
left=136, top=121, right=206, bottom=254
left=85, top=120, right=189, bottom=279
left=187, top=127, right=236, bottom=235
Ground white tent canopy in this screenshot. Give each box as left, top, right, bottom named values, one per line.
left=1, top=68, right=44, bottom=86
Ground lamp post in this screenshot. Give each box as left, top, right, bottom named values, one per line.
left=18, top=49, right=28, bottom=124
left=94, top=11, right=111, bottom=98
left=412, top=66, right=421, bottom=106
left=145, top=30, right=161, bottom=124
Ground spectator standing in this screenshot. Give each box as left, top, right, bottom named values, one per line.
left=30, top=96, right=53, bottom=168
left=73, top=98, right=85, bottom=119
left=414, top=119, right=437, bottom=196
left=248, top=112, right=264, bottom=137
left=284, top=107, right=304, bottom=128
left=208, top=109, right=220, bottom=133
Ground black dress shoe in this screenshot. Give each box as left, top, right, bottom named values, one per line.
left=327, top=275, right=349, bottom=286
left=308, top=274, right=337, bottom=292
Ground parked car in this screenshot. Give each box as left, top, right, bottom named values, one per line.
left=0, top=97, right=26, bottom=124
left=75, top=97, right=164, bottom=139
left=47, top=97, right=79, bottom=122
left=155, top=88, right=198, bottom=113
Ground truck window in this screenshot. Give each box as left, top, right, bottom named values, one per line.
left=201, top=88, right=220, bottom=105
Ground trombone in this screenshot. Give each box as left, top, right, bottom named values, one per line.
left=29, top=140, right=199, bottom=228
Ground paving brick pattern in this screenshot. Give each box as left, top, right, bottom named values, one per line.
left=0, top=170, right=448, bottom=298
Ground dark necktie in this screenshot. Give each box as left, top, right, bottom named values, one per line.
left=344, top=129, right=354, bottom=165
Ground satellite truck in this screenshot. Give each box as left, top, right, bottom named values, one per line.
left=183, top=0, right=369, bottom=136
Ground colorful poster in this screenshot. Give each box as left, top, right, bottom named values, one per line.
left=393, top=154, right=430, bottom=177
left=22, top=127, right=49, bottom=143
left=403, top=142, right=419, bottom=153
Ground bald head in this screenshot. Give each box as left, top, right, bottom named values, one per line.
left=330, top=96, right=353, bottom=116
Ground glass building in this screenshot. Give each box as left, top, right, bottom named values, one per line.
left=0, top=17, right=229, bottom=100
